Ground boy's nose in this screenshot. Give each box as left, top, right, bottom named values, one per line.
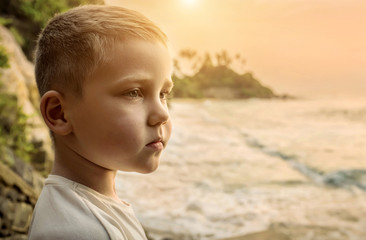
left=147, top=99, right=170, bottom=126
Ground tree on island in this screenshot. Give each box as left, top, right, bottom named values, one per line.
left=172, top=49, right=275, bottom=99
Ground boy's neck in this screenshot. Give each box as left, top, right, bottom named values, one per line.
left=51, top=140, right=119, bottom=200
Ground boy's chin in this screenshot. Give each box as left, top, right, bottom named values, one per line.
left=136, top=168, right=158, bottom=174
left=131, top=161, right=160, bottom=174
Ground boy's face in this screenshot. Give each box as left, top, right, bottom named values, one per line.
left=66, top=39, right=173, bottom=173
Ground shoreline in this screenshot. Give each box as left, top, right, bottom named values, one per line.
left=216, top=229, right=289, bottom=240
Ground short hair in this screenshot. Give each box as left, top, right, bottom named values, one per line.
left=35, top=5, right=168, bottom=97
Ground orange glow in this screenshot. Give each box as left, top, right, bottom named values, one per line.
left=182, top=0, right=197, bottom=6
left=105, top=0, right=366, bottom=97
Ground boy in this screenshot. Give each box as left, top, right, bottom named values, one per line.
left=28, top=5, right=173, bottom=240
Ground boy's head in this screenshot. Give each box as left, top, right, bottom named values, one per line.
left=36, top=5, right=173, bottom=174
left=35, top=5, right=167, bottom=97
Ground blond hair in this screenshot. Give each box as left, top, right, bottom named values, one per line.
left=35, top=5, right=167, bottom=97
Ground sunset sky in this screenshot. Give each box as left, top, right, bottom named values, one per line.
left=106, top=0, right=366, bottom=97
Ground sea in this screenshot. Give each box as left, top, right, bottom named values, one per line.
left=116, top=97, right=366, bottom=240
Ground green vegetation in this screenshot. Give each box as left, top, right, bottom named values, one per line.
left=172, top=50, right=275, bottom=99
left=0, top=44, right=9, bottom=69
left=20, top=0, right=72, bottom=27
left=0, top=85, right=39, bottom=166
left=0, top=17, right=11, bottom=26
left=0, top=0, right=104, bottom=59
left=0, top=39, right=37, bottom=166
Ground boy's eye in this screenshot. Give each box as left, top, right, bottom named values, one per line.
left=123, top=89, right=143, bottom=98
left=129, top=90, right=139, bottom=98
left=160, top=91, right=171, bottom=100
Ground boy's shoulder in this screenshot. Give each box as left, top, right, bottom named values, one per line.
left=28, top=175, right=147, bottom=240
left=28, top=176, right=110, bottom=240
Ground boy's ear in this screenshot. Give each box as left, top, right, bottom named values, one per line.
left=40, top=90, right=73, bottom=136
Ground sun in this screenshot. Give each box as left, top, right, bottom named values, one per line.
left=182, top=0, right=197, bottom=6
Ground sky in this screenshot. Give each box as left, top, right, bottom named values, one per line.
left=105, top=0, right=366, bottom=98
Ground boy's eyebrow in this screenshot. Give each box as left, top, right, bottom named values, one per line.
left=113, top=74, right=174, bottom=88
left=115, top=74, right=150, bottom=84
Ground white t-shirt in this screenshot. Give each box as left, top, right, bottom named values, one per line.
left=28, top=175, right=148, bottom=240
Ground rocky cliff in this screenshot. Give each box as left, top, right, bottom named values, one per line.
left=0, top=25, right=52, bottom=239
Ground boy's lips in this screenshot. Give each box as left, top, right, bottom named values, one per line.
left=146, top=137, right=164, bottom=150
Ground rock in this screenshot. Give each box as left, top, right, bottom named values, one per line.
left=0, top=25, right=51, bottom=238
left=0, top=25, right=53, bottom=173
left=0, top=161, right=41, bottom=237
left=1, top=148, right=45, bottom=195
left=0, top=147, right=15, bottom=168
left=0, top=197, right=14, bottom=236
left=3, top=187, right=18, bottom=202
left=16, top=192, right=27, bottom=203
left=3, top=234, right=28, bottom=240
left=0, top=94, right=18, bottom=134
left=0, top=218, right=12, bottom=237
left=12, top=202, right=33, bottom=233
left=13, top=156, right=34, bottom=186
left=0, top=197, right=15, bottom=220
left=0, top=161, right=39, bottom=204
left=31, top=170, right=44, bottom=196
left=29, top=140, right=49, bottom=172
left=0, top=26, right=38, bottom=108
